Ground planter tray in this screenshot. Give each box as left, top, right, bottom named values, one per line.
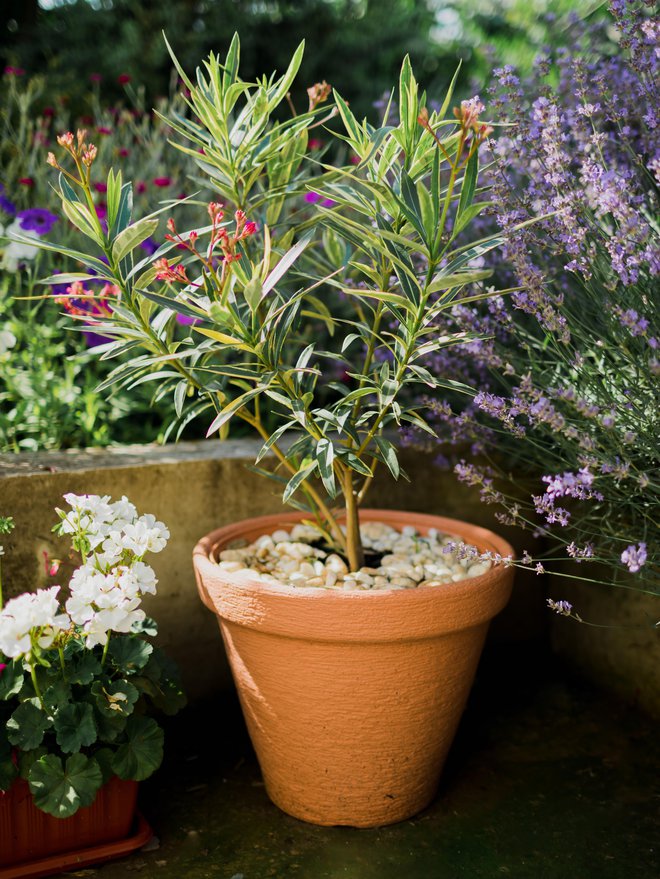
left=0, top=812, right=152, bottom=879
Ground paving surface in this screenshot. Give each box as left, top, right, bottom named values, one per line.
left=53, top=648, right=659, bottom=879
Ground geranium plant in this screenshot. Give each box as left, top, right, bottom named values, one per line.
left=36, top=37, right=535, bottom=573
left=0, top=494, right=185, bottom=818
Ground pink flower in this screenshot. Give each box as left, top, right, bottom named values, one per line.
left=136, top=181, right=147, bottom=194
left=153, top=177, right=172, bottom=188
left=18, top=177, right=34, bottom=187
left=93, top=182, right=108, bottom=193
left=118, top=73, right=131, bottom=85
left=118, top=148, right=130, bottom=157
left=97, top=126, right=112, bottom=135
left=4, top=66, right=25, bottom=77
left=89, top=73, right=102, bottom=83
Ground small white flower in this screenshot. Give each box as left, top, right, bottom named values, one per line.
left=109, top=496, right=138, bottom=528
left=1, top=220, right=39, bottom=272
left=121, top=514, right=169, bottom=555
left=0, top=330, right=17, bottom=355
left=0, top=586, right=70, bottom=658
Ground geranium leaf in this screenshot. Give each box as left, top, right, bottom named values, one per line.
left=43, top=679, right=72, bottom=713
left=0, top=726, right=17, bottom=791
left=107, top=637, right=153, bottom=675
left=54, top=703, right=97, bottom=753
left=7, top=700, right=50, bottom=750
left=91, top=679, right=140, bottom=718
left=67, top=650, right=101, bottom=685
left=29, top=753, right=103, bottom=818
left=0, top=658, right=24, bottom=698
left=111, top=715, right=164, bottom=781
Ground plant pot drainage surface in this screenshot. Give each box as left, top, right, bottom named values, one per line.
left=49, top=648, right=660, bottom=879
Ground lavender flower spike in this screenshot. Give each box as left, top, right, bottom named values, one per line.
left=620, top=542, right=647, bottom=573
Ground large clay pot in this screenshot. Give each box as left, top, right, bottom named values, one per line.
left=193, top=509, right=514, bottom=827
left=0, top=776, right=151, bottom=878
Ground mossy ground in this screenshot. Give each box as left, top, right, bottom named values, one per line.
left=54, top=647, right=659, bottom=879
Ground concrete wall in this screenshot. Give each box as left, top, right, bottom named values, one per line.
left=0, top=439, right=547, bottom=700
left=550, top=576, right=660, bottom=720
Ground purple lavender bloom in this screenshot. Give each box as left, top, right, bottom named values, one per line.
left=547, top=599, right=573, bottom=616
left=17, top=208, right=58, bottom=235
left=620, top=542, right=647, bottom=573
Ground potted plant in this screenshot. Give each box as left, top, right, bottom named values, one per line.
left=0, top=495, right=185, bottom=875
left=39, top=38, right=525, bottom=826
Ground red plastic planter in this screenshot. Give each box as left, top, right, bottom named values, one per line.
left=0, top=776, right=152, bottom=878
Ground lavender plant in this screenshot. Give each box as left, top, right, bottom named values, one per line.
left=39, top=36, right=519, bottom=573
left=409, top=0, right=659, bottom=599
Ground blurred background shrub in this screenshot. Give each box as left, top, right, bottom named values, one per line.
left=2, top=1, right=607, bottom=120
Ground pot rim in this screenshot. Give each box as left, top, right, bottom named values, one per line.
left=193, top=509, right=515, bottom=641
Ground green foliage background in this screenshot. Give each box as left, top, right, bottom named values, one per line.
left=2, top=0, right=605, bottom=119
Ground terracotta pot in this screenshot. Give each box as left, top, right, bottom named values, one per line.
left=0, top=775, right=150, bottom=878
left=193, top=509, right=514, bottom=827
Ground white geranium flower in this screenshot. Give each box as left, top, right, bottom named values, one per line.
left=101, top=529, right=129, bottom=560
left=0, top=587, right=70, bottom=657
left=122, top=514, right=170, bottom=555
left=130, top=561, right=158, bottom=595
left=63, top=493, right=114, bottom=525
left=109, top=496, right=138, bottom=527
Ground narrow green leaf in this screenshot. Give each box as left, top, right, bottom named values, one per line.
left=269, top=39, right=305, bottom=108
left=112, top=217, right=159, bottom=264
left=315, top=438, right=336, bottom=498
left=438, top=61, right=462, bottom=119
left=456, top=149, right=478, bottom=226
left=373, top=436, right=400, bottom=479
left=282, top=461, right=318, bottom=504
left=206, top=387, right=263, bottom=436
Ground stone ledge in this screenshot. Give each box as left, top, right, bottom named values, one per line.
left=0, top=439, right=545, bottom=700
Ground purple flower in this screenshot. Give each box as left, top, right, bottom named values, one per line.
left=17, top=208, right=58, bottom=235
left=0, top=183, right=15, bottom=216
left=304, top=192, right=336, bottom=208
left=547, top=599, right=573, bottom=616
left=175, top=313, right=199, bottom=327
left=140, top=236, right=159, bottom=256
left=620, top=542, right=647, bottom=573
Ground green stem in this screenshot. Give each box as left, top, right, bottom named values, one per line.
left=101, top=633, right=111, bottom=668
left=343, top=468, right=364, bottom=572
left=30, top=662, right=45, bottom=710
